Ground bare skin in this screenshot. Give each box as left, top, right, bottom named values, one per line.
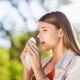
left=43, top=46, right=68, bottom=75
left=20, top=43, right=33, bottom=80
left=20, top=21, right=68, bottom=80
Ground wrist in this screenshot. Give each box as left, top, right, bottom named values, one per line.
left=24, top=67, right=32, bottom=76
left=33, top=67, right=46, bottom=80
left=33, top=65, right=42, bottom=70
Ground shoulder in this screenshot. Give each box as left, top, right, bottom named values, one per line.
left=71, top=55, right=80, bottom=67
left=65, top=49, right=80, bottom=71
left=65, top=55, right=80, bottom=80
left=72, top=55, right=80, bottom=69
left=75, top=55, right=80, bottom=60
left=67, top=54, right=80, bottom=72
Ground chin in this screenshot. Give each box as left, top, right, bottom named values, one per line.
left=42, top=47, right=50, bottom=51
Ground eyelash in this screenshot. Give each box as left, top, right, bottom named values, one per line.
left=43, top=29, right=47, bottom=32
left=38, top=29, right=47, bottom=33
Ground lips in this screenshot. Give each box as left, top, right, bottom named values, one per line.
left=40, top=41, right=45, bottom=45
left=41, top=42, right=45, bottom=44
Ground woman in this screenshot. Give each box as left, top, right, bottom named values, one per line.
left=20, top=11, right=80, bottom=80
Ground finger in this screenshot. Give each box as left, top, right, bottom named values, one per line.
left=30, top=41, right=39, bottom=50
left=27, top=42, right=36, bottom=56
left=22, top=46, right=27, bottom=54
left=31, top=45, right=40, bottom=55
left=20, top=53, right=27, bottom=60
left=29, top=41, right=41, bottom=55
left=22, top=42, right=28, bottom=54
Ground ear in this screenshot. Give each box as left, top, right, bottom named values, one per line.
left=59, top=28, right=63, bottom=37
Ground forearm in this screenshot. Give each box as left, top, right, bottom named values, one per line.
left=33, top=67, right=46, bottom=80
left=23, top=68, right=32, bottom=80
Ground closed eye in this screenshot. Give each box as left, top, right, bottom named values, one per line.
left=43, top=29, right=47, bottom=32
left=37, top=29, right=47, bottom=33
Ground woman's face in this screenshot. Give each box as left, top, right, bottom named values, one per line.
left=37, top=21, right=61, bottom=51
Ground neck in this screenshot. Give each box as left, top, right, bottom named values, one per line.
left=51, top=45, right=68, bottom=65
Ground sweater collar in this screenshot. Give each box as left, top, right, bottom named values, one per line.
left=55, top=49, right=77, bottom=71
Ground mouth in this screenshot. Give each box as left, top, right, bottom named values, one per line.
left=40, top=41, right=45, bottom=45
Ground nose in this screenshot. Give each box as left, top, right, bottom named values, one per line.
left=37, top=33, right=42, bottom=39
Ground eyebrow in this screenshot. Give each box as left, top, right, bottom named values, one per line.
left=38, top=26, right=48, bottom=30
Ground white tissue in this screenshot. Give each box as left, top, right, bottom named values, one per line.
left=25, top=37, right=36, bottom=70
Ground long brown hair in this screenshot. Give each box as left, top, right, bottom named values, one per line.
left=38, top=11, right=80, bottom=55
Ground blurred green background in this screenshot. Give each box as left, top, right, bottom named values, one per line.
left=0, top=0, right=80, bottom=80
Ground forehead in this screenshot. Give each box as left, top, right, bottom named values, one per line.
left=38, top=21, right=55, bottom=29
left=38, top=21, right=49, bottom=26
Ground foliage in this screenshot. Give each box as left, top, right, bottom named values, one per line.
left=0, top=31, right=51, bottom=80
left=0, top=0, right=80, bottom=80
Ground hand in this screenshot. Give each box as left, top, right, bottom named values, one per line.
left=27, top=41, right=42, bottom=70
left=20, top=42, right=33, bottom=73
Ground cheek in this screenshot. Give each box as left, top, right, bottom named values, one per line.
left=50, top=34, right=59, bottom=48
left=45, top=31, right=59, bottom=49
left=41, top=30, right=60, bottom=51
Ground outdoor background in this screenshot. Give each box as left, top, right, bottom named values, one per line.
left=0, top=0, right=80, bottom=80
